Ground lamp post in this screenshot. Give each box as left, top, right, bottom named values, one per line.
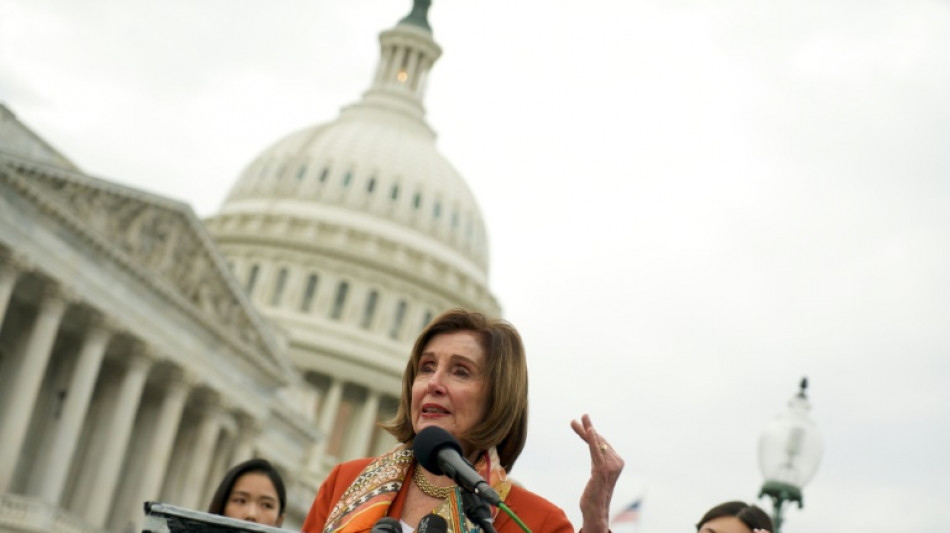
left=757, top=378, right=823, bottom=533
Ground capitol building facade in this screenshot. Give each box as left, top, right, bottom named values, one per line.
left=0, top=3, right=499, bottom=532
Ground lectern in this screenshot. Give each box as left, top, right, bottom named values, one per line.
left=143, top=502, right=287, bottom=533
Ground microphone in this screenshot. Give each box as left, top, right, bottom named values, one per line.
left=371, top=517, right=401, bottom=533
left=417, top=513, right=448, bottom=533
left=461, top=489, right=497, bottom=533
left=412, top=426, right=501, bottom=505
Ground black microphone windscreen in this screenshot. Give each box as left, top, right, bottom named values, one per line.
left=417, top=513, right=448, bottom=533
left=412, top=426, right=461, bottom=475
left=371, top=517, right=402, bottom=533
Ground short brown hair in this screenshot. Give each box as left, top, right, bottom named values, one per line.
left=696, top=501, right=773, bottom=532
left=382, top=308, right=529, bottom=472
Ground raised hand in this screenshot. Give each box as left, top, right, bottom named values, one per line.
left=570, top=414, right=625, bottom=533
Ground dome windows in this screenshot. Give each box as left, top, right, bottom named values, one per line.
left=330, top=281, right=349, bottom=320
left=271, top=267, right=288, bottom=306
left=389, top=299, right=407, bottom=339
left=227, top=143, right=489, bottom=267
left=221, top=249, right=489, bottom=349
left=246, top=264, right=260, bottom=295
left=300, top=274, right=319, bottom=312
left=420, top=310, right=433, bottom=332
left=361, top=290, right=378, bottom=329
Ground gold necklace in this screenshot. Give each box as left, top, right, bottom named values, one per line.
left=412, top=466, right=455, bottom=499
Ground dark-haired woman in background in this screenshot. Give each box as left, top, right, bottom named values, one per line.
left=302, top=309, right=624, bottom=533
left=208, top=458, right=286, bottom=527
left=696, top=501, right=772, bottom=533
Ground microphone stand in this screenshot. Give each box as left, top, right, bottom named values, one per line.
left=461, top=489, right=498, bottom=533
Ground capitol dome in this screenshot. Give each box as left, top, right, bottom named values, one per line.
left=222, top=97, right=489, bottom=277
left=205, top=0, right=500, bottom=474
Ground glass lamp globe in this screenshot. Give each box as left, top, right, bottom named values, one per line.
left=757, top=378, right=823, bottom=506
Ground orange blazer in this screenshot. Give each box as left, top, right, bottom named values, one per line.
left=302, top=458, right=574, bottom=533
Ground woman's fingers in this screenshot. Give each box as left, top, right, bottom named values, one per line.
left=570, top=413, right=591, bottom=436
left=573, top=414, right=615, bottom=462
left=571, top=414, right=600, bottom=445
left=572, top=415, right=623, bottom=476
left=570, top=418, right=586, bottom=439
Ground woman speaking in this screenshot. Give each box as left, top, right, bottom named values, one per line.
left=302, top=309, right=623, bottom=533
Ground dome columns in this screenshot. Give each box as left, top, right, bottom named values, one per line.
left=359, top=25, right=442, bottom=125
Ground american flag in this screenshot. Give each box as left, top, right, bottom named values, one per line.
left=611, top=498, right=642, bottom=525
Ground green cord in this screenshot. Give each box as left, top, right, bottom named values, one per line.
left=498, top=502, right=532, bottom=533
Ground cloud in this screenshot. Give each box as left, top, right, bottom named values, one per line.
left=2, top=1, right=949, bottom=531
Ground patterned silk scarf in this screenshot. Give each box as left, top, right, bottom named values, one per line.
left=323, top=444, right=512, bottom=533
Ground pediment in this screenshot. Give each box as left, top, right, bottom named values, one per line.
left=0, top=152, right=291, bottom=382
left=0, top=104, right=80, bottom=171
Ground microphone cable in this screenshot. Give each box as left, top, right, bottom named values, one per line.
left=497, top=502, right=532, bottom=533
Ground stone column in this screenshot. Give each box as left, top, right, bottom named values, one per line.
left=178, top=391, right=225, bottom=510
left=404, top=49, right=421, bottom=86
left=0, top=284, right=69, bottom=492
left=0, top=254, right=19, bottom=326
left=33, top=314, right=113, bottom=503
left=345, top=389, right=381, bottom=460
left=86, top=348, right=153, bottom=527
left=134, top=366, right=189, bottom=515
left=414, top=57, right=433, bottom=95
left=387, top=46, right=409, bottom=84
left=202, top=421, right=236, bottom=506
left=231, top=414, right=261, bottom=465
left=374, top=44, right=396, bottom=84
left=310, top=378, right=344, bottom=468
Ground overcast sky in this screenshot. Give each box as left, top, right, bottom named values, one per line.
left=3, top=0, right=950, bottom=531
